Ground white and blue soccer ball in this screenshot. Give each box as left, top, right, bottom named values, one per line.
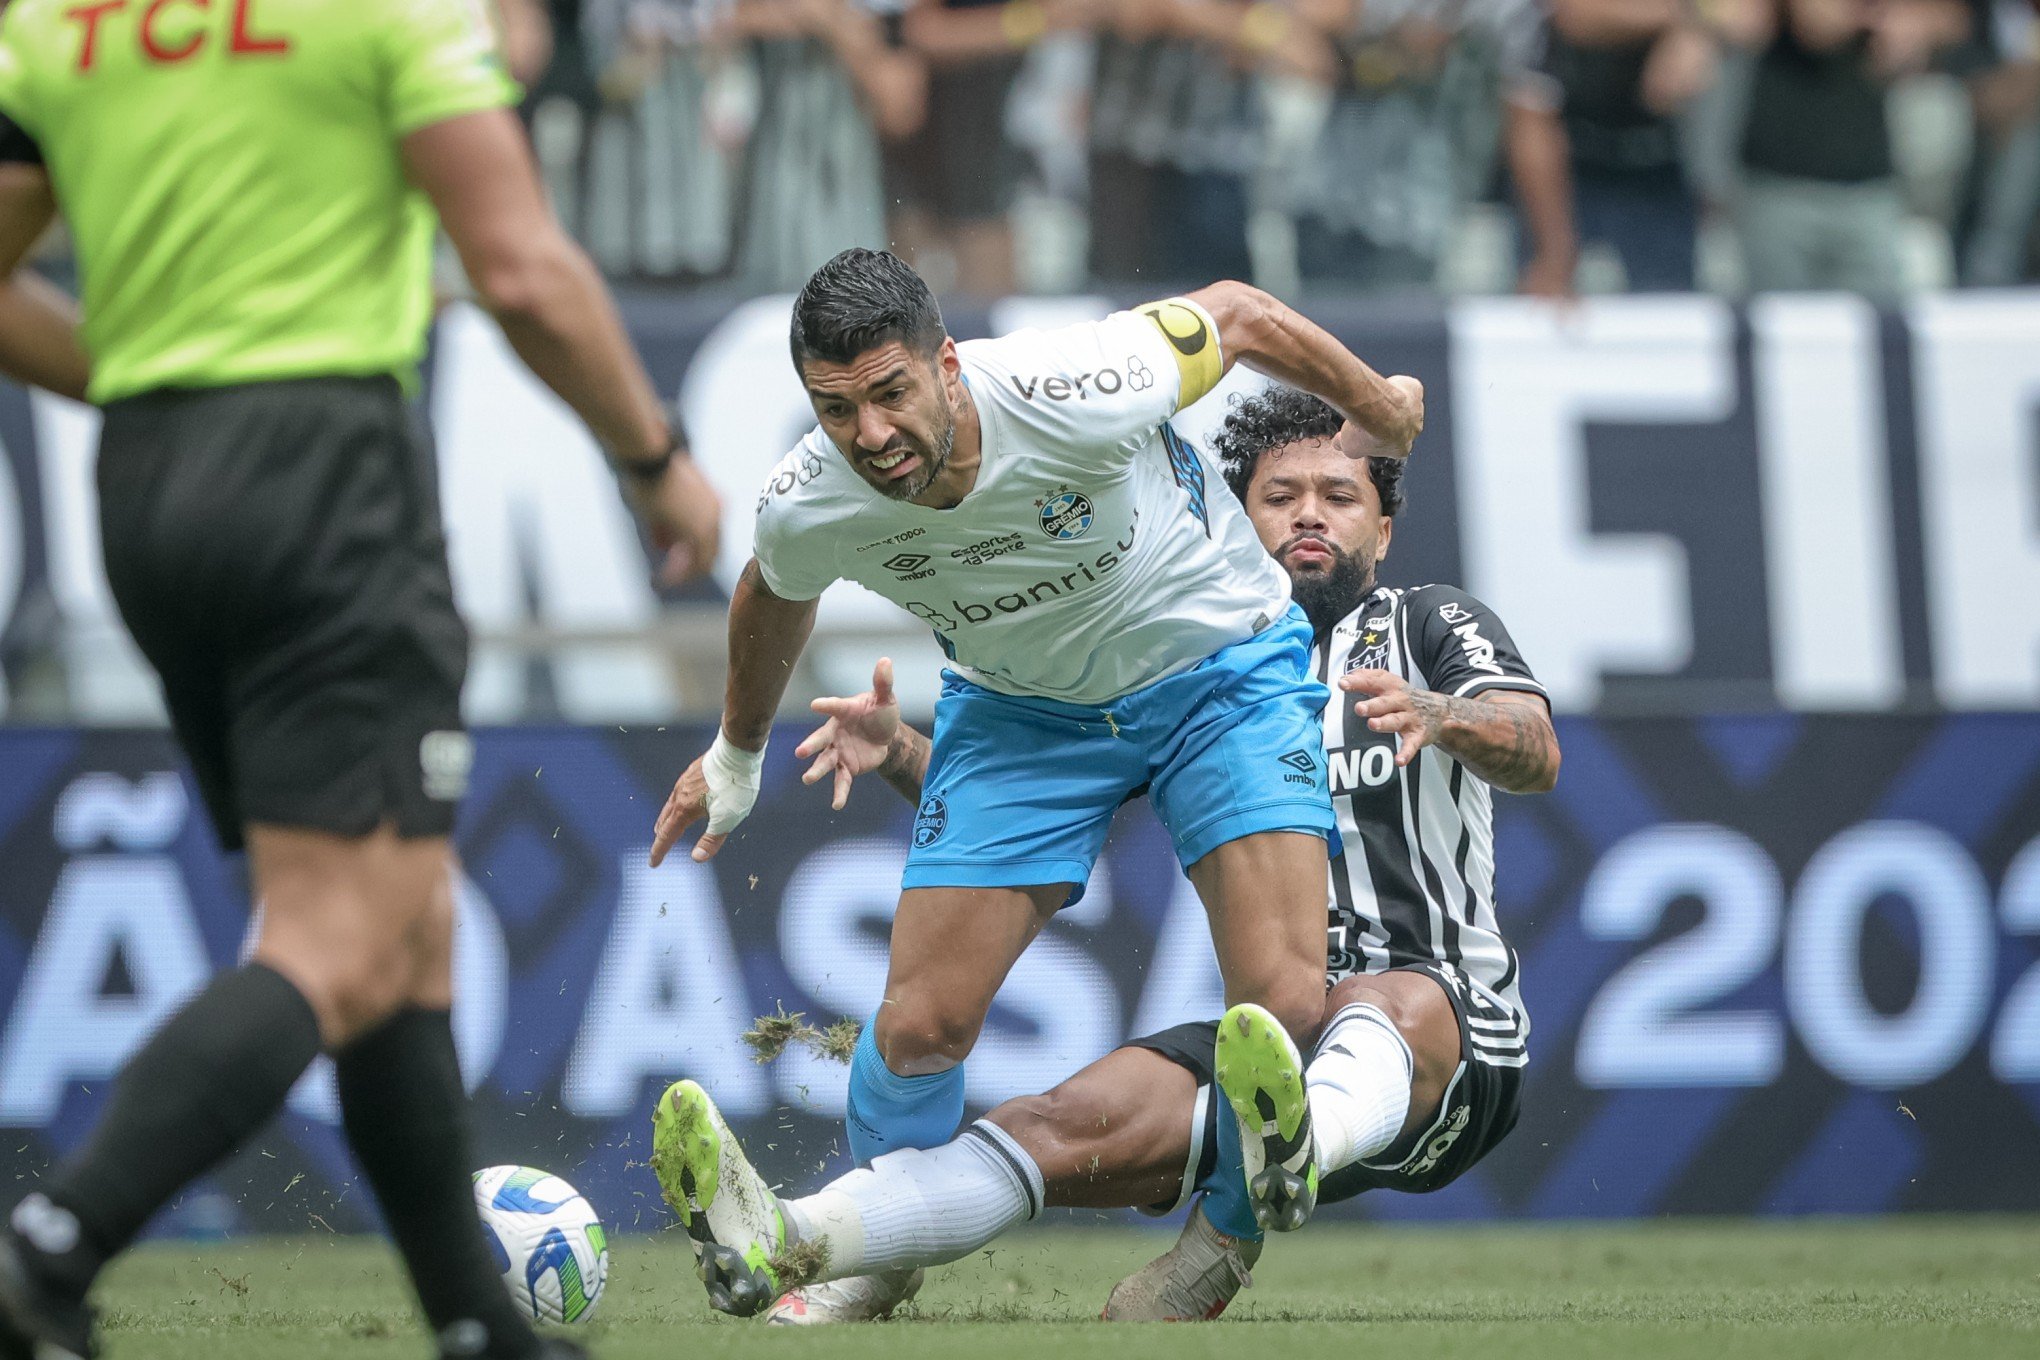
left=472, top=1165, right=610, bottom=1324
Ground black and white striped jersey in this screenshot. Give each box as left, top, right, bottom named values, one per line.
left=1315, top=583, right=1545, bottom=1067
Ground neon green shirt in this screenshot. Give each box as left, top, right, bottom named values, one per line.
left=0, top=0, right=517, bottom=404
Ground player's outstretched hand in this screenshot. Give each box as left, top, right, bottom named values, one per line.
left=795, top=657, right=900, bottom=811
left=650, top=752, right=713, bottom=866
left=650, top=732, right=766, bottom=866
left=1340, top=667, right=1448, bottom=767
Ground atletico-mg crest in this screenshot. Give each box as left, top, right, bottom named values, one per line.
left=1036, top=486, right=1094, bottom=541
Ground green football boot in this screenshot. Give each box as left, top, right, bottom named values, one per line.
left=1214, top=1003, right=1318, bottom=1232
left=651, top=1079, right=789, bottom=1316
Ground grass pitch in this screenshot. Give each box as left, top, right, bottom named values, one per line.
left=97, top=1218, right=2037, bottom=1359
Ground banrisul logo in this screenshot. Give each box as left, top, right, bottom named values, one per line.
left=1037, top=486, right=1094, bottom=541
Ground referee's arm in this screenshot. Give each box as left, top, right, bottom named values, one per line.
left=0, top=155, right=91, bottom=404
left=403, top=107, right=720, bottom=578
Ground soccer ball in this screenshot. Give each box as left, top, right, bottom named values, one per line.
left=472, top=1165, right=610, bottom=1324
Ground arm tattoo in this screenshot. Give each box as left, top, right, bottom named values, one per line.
left=1433, top=694, right=1557, bottom=793
left=879, top=726, right=932, bottom=805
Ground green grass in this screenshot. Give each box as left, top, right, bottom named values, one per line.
left=94, top=1218, right=2039, bottom=1359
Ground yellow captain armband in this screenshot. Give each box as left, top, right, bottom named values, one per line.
left=1001, top=0, right=1049, bottom=47
left=1239, top=2, right=1291, bottom=54
left=1137, top=297, right=1224, bottom=409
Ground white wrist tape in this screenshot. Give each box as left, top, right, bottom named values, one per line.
left=701, top=731, right=767, bottom=836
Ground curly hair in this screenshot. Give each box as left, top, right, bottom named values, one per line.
left=1213, top=387, right=1406, bottom=516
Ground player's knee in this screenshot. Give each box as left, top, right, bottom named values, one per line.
left=872, top=997, right=983, bottom=1074
left=1325, top=974, right=1457, bottom=1087
left=1255, top=977, right=1331, bottom=1049
left=1331, top=974, right=1451, bottom=1036
left=317, top=950, right=415, bottom=1046
left=265, top=933, right=415, bottom=1048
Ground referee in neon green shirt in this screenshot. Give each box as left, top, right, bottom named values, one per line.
left=0, top=3, right=717, bottom=1357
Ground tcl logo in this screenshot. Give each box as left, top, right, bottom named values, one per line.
left=65, top=0, right=290, bottom=72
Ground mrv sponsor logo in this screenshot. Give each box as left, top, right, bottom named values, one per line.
left=905, top=513, right=1140, bottom=632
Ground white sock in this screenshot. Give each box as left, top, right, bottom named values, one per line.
left=781, top=1120, right=1044, bottom=1279
left=1307, top=1002, right=1415, bottom=1172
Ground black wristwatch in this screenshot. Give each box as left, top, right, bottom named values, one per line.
left=620, top=406, right=688, bottom=483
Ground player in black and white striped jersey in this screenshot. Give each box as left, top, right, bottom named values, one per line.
left=1316, top=580, right=1544, bottom=1068
left=651, top=384, right=1558, bottom=1325
left=1105, top=385, right=1558, bottom=1302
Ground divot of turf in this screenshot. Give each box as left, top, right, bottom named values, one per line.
left=744, top=1006, right=861, bottom=1065
left=742, top=1004, right=823, bottom=1064
left=814, top=1017, right=863, bottom=1063
left=768, top=1238, right=831, bottom=1287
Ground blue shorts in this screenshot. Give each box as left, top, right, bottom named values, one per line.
left=903, top=607, right=1334, bottom=901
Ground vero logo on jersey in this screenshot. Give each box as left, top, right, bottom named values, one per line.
left=1009, top=369, right=1129, bottom=402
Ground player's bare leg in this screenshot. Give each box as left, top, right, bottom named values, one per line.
left=801, top=883, right=1064, bottom=1321
left=985, top=1047, right=1202, bottom=1210
left=990, top=1050, right=1264, bottom=1321
left=1187, top=831, right=1334, bottom=1228
left=246, top=825, right=453, bottom=1047
left=867, top=884, right=1069, bottom=1072
left=1189, top=831, right=1332, bottom=1045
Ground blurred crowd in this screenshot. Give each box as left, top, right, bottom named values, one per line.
left=482, top=2, right=2040, bottom=296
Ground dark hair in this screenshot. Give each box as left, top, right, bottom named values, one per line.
left=789, top=248, right=946, bottom=369
left=1213, top=387, right=1406, bottom=516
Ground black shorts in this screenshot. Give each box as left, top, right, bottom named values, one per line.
left=97, top=376, right=470, bottom=851
left=1127, top=961, right=1525, bottom=1205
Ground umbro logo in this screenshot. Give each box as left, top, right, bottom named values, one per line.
left=885, top=553, right=931, bottom=573
left=1279, top=750, right=1316, bottom=773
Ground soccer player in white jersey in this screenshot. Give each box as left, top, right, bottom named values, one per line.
left=651, top=385, right=1559, bottom=1323
left=647, top=250, right=1423, bottom=1315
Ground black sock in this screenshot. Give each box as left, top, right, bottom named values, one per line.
left=335, top=1009, right=537, bottom=1360
left=20, top=963, right=322, bottom=1299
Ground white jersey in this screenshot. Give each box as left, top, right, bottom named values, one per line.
left=751, top=302, right=1292, bottom=706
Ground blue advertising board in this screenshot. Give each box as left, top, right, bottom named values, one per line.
left=2, top=715, right=2036, bottom=1235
